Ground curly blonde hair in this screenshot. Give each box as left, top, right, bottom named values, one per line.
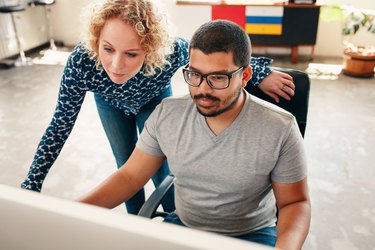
left=82, top=0, right=174, bottom=76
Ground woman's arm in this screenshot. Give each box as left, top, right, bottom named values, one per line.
left=20, top=45, right=87, bottom=192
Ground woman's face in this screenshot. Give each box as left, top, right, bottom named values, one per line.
left=98, top=17, right=146, bottom=84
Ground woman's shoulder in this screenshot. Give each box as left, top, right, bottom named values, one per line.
left=66, top=43, right=96, bottom=69
left=70, top=43, right=92, bottom=59
left=174, top=36, right=189, bottom=47
left=165, top=37, right=189, bottom=67
left=167, top=37, right=187, bottom=55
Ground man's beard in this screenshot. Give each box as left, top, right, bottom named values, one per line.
left=193, top=88, right=242, bottom=117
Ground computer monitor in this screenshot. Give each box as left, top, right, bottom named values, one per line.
left=0, top=184, right=271, bottom=249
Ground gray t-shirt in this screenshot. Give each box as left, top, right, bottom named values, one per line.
left=137, top=91, right=307, bottom=236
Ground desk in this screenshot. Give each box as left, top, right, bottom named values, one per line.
left=177, top=1, right=321, bottom=64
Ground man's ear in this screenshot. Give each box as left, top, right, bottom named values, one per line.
left=241, top=66, right=252, bottom=88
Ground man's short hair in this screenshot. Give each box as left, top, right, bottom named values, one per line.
left=189, top=19, right=251, bottom=67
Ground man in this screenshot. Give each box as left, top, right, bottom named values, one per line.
left=79, top=20, right=311, bottom=249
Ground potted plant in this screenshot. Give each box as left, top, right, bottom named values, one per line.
left=321, top=4, right=375, bottom=77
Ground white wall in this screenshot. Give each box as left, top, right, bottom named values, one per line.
left=49, top=0, right=92, bottom=46
left=313, top=0, right=375, bottom=56
left=50, top=0, right=375, bottom=57
left=0, top=6, right=47, bottom=59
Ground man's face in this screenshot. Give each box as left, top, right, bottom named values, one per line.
left=188, top=49, right=251, bottom=117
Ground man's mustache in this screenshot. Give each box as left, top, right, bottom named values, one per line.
left=193, top=94, right=220, bottom=102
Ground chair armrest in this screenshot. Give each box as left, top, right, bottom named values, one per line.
left=138, top=175, right=175, bottom=218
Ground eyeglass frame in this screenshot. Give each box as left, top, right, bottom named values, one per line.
left=182, top=64, right=245, bottom=90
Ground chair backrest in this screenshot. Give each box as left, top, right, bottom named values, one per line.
left=244, top=66, right=311, bottom=137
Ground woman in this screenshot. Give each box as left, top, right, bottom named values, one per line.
left=21, top=0, right=294, bottom=215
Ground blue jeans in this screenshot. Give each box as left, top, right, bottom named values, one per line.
left=163, top=212, right=277, bottom=247
left=94, top=87, right=175, bottom=215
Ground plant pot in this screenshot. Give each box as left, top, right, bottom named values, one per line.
left=342, top=46, right=375, bottom=78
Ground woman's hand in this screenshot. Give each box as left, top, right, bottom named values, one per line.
left=258, top=70, right=295, bottom=103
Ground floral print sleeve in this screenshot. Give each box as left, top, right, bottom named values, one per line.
left=249, top=56, right=273, bottom=86
left=21, top=46, right=87, bottom=192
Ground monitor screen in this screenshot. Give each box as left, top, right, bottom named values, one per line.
left=0, top=184, right=270, bottom=250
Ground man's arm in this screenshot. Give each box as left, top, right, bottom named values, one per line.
left=272, top=177, right=311, bottom=250
left=78, top=148, right=165, bottom=209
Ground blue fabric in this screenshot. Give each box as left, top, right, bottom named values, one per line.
left=249, top=57, right=273, bottom=86
left=163, top=212, right=277, bottom=247
left=233, top=226, right=277, bottom=247
left=94, top=87, right=175, bottom=214
left=163, top=212, right=189, bottom=227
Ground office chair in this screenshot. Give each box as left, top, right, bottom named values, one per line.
left=138, top=66, right=311, bottom=219
left=0, top=0, right=32, bottom=66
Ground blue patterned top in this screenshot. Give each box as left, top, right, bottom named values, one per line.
left=21, top=36, right=273, bottom=192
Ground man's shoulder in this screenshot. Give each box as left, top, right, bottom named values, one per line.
left=153, top=94, right=193, bottom=117
left=246, top=92, right=295, bottom=122
left=146, top=95, right=193, bottom=131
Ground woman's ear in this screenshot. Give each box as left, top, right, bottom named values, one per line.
left=241, top=66, right=252, bottom=88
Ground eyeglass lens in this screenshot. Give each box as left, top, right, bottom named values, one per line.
left=184, top=71, right=230, bottom=89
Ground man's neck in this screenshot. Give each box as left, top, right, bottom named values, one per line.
left=205, top=91, right=246, bottom=136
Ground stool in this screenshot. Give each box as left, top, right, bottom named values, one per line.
left=29, top=0, right=56, bottom=50
left=0, top=0, right=32, bottom=66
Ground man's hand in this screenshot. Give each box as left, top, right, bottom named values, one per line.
left=258, top=70, right=295, bottom=103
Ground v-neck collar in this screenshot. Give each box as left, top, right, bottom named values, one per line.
left=198, top=91, right=250, bottom=143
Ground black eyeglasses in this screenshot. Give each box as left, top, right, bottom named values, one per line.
left=182, top=65, right=244, bottom=90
